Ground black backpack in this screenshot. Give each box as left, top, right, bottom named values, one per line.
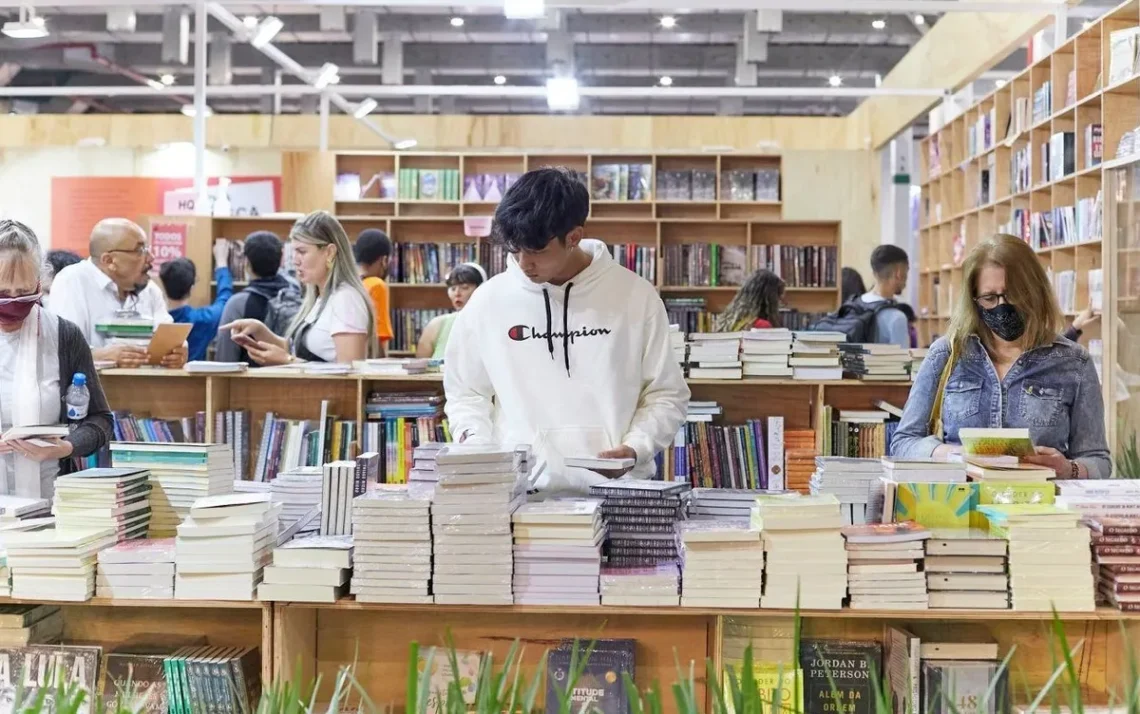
left=808, top=298, right=899, bottom=343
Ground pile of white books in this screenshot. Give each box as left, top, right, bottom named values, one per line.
left=979, top=505, right=1094, bottom=611
left=432, top=445, right=527, bottom=605
left=110, top=443, right=234, bottom=537
left=843, top=522, right=931, bottom=609
left=410, top=443, right=444, bottom=484
left=721, top=616, right=796, bottom=668
left=790, top=332, right=845, bottom=381
left=320, top=461, right=356, bottom=536
left=688, top=489, right=767, bottom=522
left=909, top=349, right=927, bottom=380
left=258, top=534, right=352, bottom=603
left=52, top=467, right=151, bottom=541
left=741, top=329, right=793, bottom=378
left=753, top=493, right=846, bottom=609
left=925, top=529, right=1010, bottom=610
left=351, top=485, right=433, bottom=604
left=881, top=457, right=967, bottom=483
left=6, top=527, right=116, bottom=601
left=600, top=562, right=680, bottom=606
left=837, top=343, right=911, bottom=381
left=96, top=538, right=175, bottom=599
left=679, top=521, right=763, bottom=607
left=1055, top=480, right=1140, bottom=520
left=271, top=466, right=322, bottom=534
left=512, top=500, right=603, bottom=605
left=810, top=457, right=883, bottom=526
left=669, top=324, right=686, bottom=365
left=687, top=333, right=743, bottom=380
left=175, top=493, right=280, bottom=601
left=0, top=495, right=50, bottom=522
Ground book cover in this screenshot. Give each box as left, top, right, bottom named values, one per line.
left=545, top=639, right=634, bottom=714
left=958, top=428, right=1034, bottom=458
left=767, top=417, right=785, bottom=490
left=799, top=640, right=881, bottom=714
left=921, top=660, right=1009, bottom=714
left=894, top=483, right=978, bottom=529
left=884, top=626, right=920, bottom=714
left=722, top=666, right=804, bottom=714
left=418, top=648, right=481, bottom=714
left=0, top=644, right=102, bottom=714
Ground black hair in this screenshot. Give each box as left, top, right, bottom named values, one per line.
left=841, top=267, right=867, bottom=303
left=354, top=228, right=392, bottom=266
left=896, top=302, right=917, bottom=322
left=46, top=250, right=81, bottom=278
left=715, top=269, right=785, bottom=331
left=447, top=264, right=486, bottom=288
left=159, top=257, right=196, bottom=301
left=870, top=244, right=909, bottom=279
left=492, top=167, right=589, bottom=252
left=243, top=231, right=283, bottom=279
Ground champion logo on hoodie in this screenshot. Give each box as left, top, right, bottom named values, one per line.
left=507, top=324, right=612, bottom=343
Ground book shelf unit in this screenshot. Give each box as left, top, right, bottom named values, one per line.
left=914, top=1, right=1140, bottom=350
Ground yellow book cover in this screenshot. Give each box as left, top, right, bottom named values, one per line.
left=972, top=482, right=1056, bottom=527
left=722, top=666, right=804, bottom=714
left=396, top=417, right=407, bottom=484
left=894, top=483, right=978, bottom=528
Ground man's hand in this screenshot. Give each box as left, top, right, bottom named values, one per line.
left=97, top=344, right=148, bottom=368
left=590, top=445, right=638, bottom=479
left=213, top=241, right=231, bottom=270
left=8, top=437, right=73, bottom=462
left=162, top=342, right=189, bottom=369
left=247, top=340, right=292, bottom=366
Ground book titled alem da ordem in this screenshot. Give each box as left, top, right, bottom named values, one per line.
left=0, top=644, right=101, bottom=714
left=545, top=639, right=635, bottom=714
left=799, top=640, right=882, bottom=714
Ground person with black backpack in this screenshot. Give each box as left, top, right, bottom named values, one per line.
left=809, top=246, right=911, bottom=346
left=214, top=231, right=299, bottom=364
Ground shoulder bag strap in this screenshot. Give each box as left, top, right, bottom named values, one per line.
left=928, top=344, right=957, bottom=441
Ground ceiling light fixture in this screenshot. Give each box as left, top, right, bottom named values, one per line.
left=503, top=0, right=544, bottom=19
left=145, top=78, right=165, bottom=90
left=659, top=76, right=673, bottom=87
left=313, top=62, right=340, bottom=89
left=871, top=18, right=886, bottom=30
left=2, top=5, right=48, bottom=39
left=546, top=76, right=580, bottom=111
left=353, top=98, right=378, bottom=119
left=828, top=74, right=843, bottom=87
left=450, top=16, right=465, bottom=27
left=995, top=79, right=1007, bottom=88
left=659, top=15, right=677, bottom=29
left=242, top=15, right=257, bottom=29
left=180, top=104, right=213, bottom=117
left=494, top=75, right=507, bottom=85
left=394, top=138, right=418, bottom=150
left=160, top=73, right=176, bottom=86
left=913, top=14, right=926, bottom=25
left=250, top=16, right=283, bottom=49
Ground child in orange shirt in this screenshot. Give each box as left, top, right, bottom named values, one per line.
left=353, top=229, right=394, bottom=356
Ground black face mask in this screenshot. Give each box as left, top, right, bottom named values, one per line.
left=978, top=302, right=1026, bottom=342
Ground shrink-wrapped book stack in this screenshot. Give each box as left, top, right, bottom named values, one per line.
left=174, top=493, right=279, bottom=601
left=753, top=493, right=846, bottom=609
left=842, top=522, right=930, bottom=609
left=96, top=538, right=175, bottom=599
left=679, top=521, right=763, bottom=607
left=512, top=500, right=603, bottom=605
left=351, top=485, right=433, bottom=604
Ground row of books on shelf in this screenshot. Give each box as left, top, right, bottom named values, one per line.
left=361, top=390, right=449, bottom=484
left=390, top=308, right=448, bottom=353
left=965, top=107, right=995, bottom=158
left=591, top=163, right=653, bottom=201
left=1032, top=81, right=1051, bottom=124
left=610, top=243, right=656, bottom=283
left=750, top=244, right=838, bottom=288
left=1002, top=197, right=1102, bottom=249
left=662, top=243, right=748, bottom=287
left=398, top=168, right=463, bottom=201
left=214, top=238, right=252, bottom=282
left=657, top=168, right=716, bottom=200
left=387, top=242, right=478, bottom=284
left=1048, top=267, right=1103, bottom=314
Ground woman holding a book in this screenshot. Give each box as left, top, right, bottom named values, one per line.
left=715, top=269, right=785, bottom=331
left=892, top=234, right=1110, bottom=479
left=221, top=211, right=378, bottom=365
left=0, top=219, right=113, bottom=497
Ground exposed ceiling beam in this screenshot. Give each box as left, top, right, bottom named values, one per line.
left=0, top=0, right=1085, bottom=10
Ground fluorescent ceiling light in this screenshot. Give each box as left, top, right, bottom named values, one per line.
left=145, top=78, right=164, bottom=90
left=313, top=62, right=340, bottom=89
left=394, top=138, right=418, bottom=150
left=828, top=74, right=843, bottom=87
left=546, top=76, right=580, bottom=111
left=450, top=16, right=465, bottom=27
left=659, top=15, right=677, bottom=29
left=871, top=18, right=886, bottom=30
left=160, top=73, right=176, bottom=86
left=2, top=6, right=47, bottom=39
left=180, top=104, right=212, bottom=117
left=494, top=75, right=507, bottom=85
left=659, top=76, right=673, bottom=86
left=251, top=16, right=283, bottom=49
left=503, top=0, right=544, bottom=19
left=353, top=98, right=378, bottom=119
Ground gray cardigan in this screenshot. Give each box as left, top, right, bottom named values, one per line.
left=55, top=317, right=113, bottom=463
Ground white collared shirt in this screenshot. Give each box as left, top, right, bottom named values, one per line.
left=47, top=259, right=172, bottom=348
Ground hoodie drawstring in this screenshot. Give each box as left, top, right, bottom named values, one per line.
left=542, top=288, right=555, bottom=363
left=541, top=284, right=575, bottom=378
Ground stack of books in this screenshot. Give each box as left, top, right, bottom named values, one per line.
left=590, top=480, right=689, bottom=569
left=408, top=442, right=444, bottom=485
left=909, top=349, right=927, bottom=379
left=978, top=504, right=1094, bottom=611
left=790, top=331, right=845, bottom=381
left=319, top=461, right=358, bottom=536
left=721, top=616, right=796, bottom=669
left=95, top=538, right=176, bottom=599
left=270, top=467, right=323, bottom=534
left=1089, top=517, right=1140, bottom=611
left=174, top=493, right=280, bottom=601
left=881, top=457, right=967, bottom=483
left=0, top=604, right=62, bottom=646
left=843, top=522, right=931, bottom=610
left=110, top=442, right=234, bottom=537
left=925, top=529, right=1010, bottom=609
left=753, top=493, right=846, bottom=609
left=688, top=488, right=767, bottom=522
left=51, top=467, right=151, bottom=541
left=819, top=409, right=892, bottom=459
left=669, top=324, right=686, bottom=365
left=687, top=333, right=743, bottom=379
left=258, top=534, right=352, bottom=603
left=361, top=391, right=447, bottom=484
left=741, top=329, right=793, bottom=378
left=1055, top=479, right=1140, bottom=519
left=351, top=485, right=433, bottom=604
left=431, top=445, right=527, bottom=605
left=94, top=318, right=153, bottom=347
left=0, top=495, right=50, bottom=521
left=511, top=500, right=603, bottom=605
left=678, top=521, right=763, bottom=607
left=810, top=457, right=883, bottom=526
left=838, top=343, right=911, bottom=381
left=6, top=527, right=116, bottom=601
left=599, top=562, right=681, bottom=606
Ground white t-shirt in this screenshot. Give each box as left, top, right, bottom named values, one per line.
left=47, top=260, right=172, bottom=348
left=301, top=285, right=370, bottom=362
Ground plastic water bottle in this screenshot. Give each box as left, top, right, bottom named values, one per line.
left=65, top=373, right=89, bottom=421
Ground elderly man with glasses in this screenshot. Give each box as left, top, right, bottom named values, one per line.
left=48, top=218, right=187, bottom=369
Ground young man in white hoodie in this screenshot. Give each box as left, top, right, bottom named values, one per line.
left=443, top=167, right=690, bottom=496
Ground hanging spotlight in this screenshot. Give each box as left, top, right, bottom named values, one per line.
left=450, top=16, right=465, bottom=27
left=250, top=16, right=283, bottom=49
left=659, top=76, right=673, bottom=87
left=313, top=62, right=340, bottom=89
left=659, top=15, right=677, bottom=29
left=494, top=75, right=507, bottom=85
left=160, top=73, right=176, bottom=86
left=353, top=98, right=378, bottom=119
left=503, top=0, right=544, bottom=19
left=828, top=74, right=843, bottom=87
left=913, top=14, right=926, bottom=25
left=145, top=78, right=165, bottom=90
left=871, top=19, right=886, bottom=30
left=242, top=15, right=257, bottom=29
left=394, top=138, right=418, bottom=150
left=2, top=5, right=48, bottom=39
left=546, top=76, right=580, bottom=111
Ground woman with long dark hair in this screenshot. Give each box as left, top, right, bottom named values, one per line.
left=715, top=269, right=785, bottom=331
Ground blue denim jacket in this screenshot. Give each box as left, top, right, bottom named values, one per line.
left=891, top=334, right=1111, bottom=479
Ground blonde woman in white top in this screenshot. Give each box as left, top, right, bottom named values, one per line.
left=222, top=211, right=377, bottom=364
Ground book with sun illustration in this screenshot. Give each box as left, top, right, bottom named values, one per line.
left=958, top=428, right=1035, bottom=459
left=893, top=483, right=978, bottom=529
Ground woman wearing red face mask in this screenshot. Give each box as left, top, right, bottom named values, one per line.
left=0, top=220, right=112, bottom=498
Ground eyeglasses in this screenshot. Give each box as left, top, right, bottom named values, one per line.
left=974, top=293, right=1010, bottom=309
left=106, top=243, right=149, bottom=257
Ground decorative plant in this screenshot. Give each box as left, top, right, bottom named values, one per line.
left=1118, top=429, right=1140, bottom=479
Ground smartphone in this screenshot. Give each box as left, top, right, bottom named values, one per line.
left=233, top=334, right=258, bottom=349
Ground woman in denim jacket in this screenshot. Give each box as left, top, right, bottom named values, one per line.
left=892, top=234, right=1110, bottom=479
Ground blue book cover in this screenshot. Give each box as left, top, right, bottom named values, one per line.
left=545, top=639, right=635, bottom=714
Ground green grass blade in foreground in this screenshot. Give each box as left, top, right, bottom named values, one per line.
left=1050, top=610, right=1085, bottom=714
left=1026, top=639, right=1085, bottom=713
